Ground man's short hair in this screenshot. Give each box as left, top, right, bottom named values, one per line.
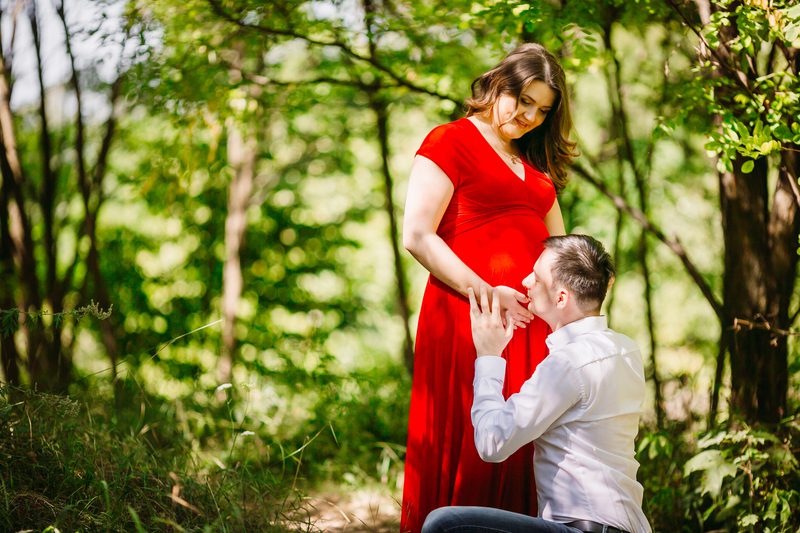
left=543, top=234, right=615, bottom=312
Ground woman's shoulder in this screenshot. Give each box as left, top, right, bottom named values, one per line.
left=420, top=118, right=475, bottom=153
left=425, top=117, right=473, bottom=140
left=416, top=118, right=474, bottom=186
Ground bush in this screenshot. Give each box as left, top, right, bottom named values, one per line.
left=638, top=417, right=800, bottom=532
left=683, top=419, right=800, bottom=532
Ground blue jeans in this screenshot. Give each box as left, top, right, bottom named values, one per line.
left=422, top=506, right=584, bottom=533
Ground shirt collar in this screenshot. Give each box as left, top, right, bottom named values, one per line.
left=546, top=315, right=608, bottom=351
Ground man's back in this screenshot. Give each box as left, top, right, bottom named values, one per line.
left=533, top=317, right=649, bottom=532
left=472, top=316, right=650, bottom=532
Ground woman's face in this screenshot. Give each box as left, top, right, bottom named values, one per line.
left=493, top=80, right=557, bottom=141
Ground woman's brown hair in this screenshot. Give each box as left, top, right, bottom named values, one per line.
left=465, top=43, right=577, bottom=191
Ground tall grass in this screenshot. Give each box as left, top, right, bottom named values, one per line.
left=0, top=382, right=313, bottom=531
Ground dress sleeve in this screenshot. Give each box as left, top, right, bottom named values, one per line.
left=416, top=124, right=462, bottom=188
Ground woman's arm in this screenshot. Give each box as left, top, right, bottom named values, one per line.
left=402, top=156, right=478, bottom=295
left=403, top=156, right=532, bottom=326
left=543, top=197, right=566, bottom=236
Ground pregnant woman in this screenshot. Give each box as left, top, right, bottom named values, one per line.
left=401, top=43, right=577, bottom=533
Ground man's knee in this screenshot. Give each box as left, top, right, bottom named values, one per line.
left=421, top=506, right=457, bottom=533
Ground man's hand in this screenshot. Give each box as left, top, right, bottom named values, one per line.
left=469, top=286, right=514, bottom=357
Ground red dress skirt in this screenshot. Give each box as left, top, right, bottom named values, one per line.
left=401, top=118, right=556, bottom=532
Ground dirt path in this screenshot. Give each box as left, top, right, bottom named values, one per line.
left=298, top=487, right=401, bottom=532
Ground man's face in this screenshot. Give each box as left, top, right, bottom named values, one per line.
left=521, top=249, right=558, bottom=322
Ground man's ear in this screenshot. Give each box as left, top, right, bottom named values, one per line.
left=556, top=287, right=569, bottom=308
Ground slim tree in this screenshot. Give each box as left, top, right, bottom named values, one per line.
left=0, top=0, right=130, bottom=390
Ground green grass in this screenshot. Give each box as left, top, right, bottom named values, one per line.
left=0, top=359, right=412, bottom=532
left=0, top=383, right=313, bottom=531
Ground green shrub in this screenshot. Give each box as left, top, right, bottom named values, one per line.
left=638, top=417, right=800, bottom=532
left=683, top=419, right=800, bottom=532
left=637, top=423, right=700, bottom=531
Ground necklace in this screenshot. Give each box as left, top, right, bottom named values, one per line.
left=493, top=141, right=521, bottom=165
left=488, top=132, right=521, bottom=165
left=471, top=116, right=522, bottom=165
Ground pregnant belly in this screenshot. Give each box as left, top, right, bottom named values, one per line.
left=448, top=214, right=549, bottom=287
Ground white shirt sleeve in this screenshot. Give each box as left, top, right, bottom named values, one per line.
left=471, top=354, right=582, bottom=462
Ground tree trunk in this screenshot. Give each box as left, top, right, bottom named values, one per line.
left=760, top=151, right=800, bottom=420
left=218, top=119, right=256, bottom=385
left=602, top=23, right=664, bottom=425
left=0, top=30, right=56, bottom=389
left=362, top=0, right=415, bottom=373
left=720, top=152, right=797, bottom=424
left=55, top=0, right=119, bottom=382
left=30, top=0, right=57, bottom=303
left=0, top=173, right=20, bottom=386
left=370, top=96, right=415, bottom=374
left=660, top=0, right=799, bottom=425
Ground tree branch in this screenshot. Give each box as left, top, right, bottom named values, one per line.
left=221, top=57, right=395, bottom=91
left=572, top=162, right=724, bottom=321
left=601, top=21, right=665, bottom=426
left=364, top=0, right=414, bottom=373
left=708, top=327, right=728, bottom=428
left=781, top=152, right=800, bottom=208
left=56, top=0, right=88, bottom=198
left=29, top=0, right=59, bottom=302
left=53, top=0, right=88, bottom=308
left=91, top=74, right=124, bottom=191
left=1, top=0, right=26, bottom=97
left=60, top=37, right=127, bottom=299
left=664, top=0, right=753, bottom=95
left=731, top=316, right=800, bottom=338
left=206, top=0, right=460, bottom=106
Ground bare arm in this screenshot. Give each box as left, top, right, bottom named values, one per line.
left=544, top=197, right=566, bottom=236
left=403, top=155, right=479, bottom=295
left=403, top=155, right=533, bottom=326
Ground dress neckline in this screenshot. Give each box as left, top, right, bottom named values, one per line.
left=463, top=116, right=527, bottom=183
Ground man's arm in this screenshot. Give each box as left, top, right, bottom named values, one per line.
left=468, top=286, right=581, bottom=462
left=471, top=356, right=580, bottom=462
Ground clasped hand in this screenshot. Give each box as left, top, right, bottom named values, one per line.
left=468, top=286, right=516, bottom=356
left=492, top=285, right=533, bottom=329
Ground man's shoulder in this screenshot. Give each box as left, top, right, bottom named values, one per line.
left=603, top=328, right=640, bottom=352
left=555, top=327, right=641, bottom=368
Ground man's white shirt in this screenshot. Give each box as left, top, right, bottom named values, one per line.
left=471, top=316, right=652, bottom=533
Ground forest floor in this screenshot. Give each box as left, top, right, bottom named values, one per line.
left=298, top=484, right=401, bottom=532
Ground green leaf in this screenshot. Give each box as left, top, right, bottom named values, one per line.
left=765, top=492, right=780, bottom=520
left=739, top=514, right=759, bottom=527
left=741, top=160, right=755, bottom=173
left=733, top=122, right=751, bottom=144
left=0, top=309, right=19, bottom=338
left=684, top=449, right=738, bottom=497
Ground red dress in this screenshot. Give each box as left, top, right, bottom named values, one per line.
left=401, top=118, right=556, bottom=533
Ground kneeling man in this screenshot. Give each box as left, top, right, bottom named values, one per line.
left=423, top=234, right=651, bottom=533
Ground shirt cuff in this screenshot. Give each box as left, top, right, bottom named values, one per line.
left=474, top=356, right=506, bottom=380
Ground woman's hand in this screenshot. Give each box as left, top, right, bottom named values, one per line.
left=492, top=285, right=534, bottom=329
